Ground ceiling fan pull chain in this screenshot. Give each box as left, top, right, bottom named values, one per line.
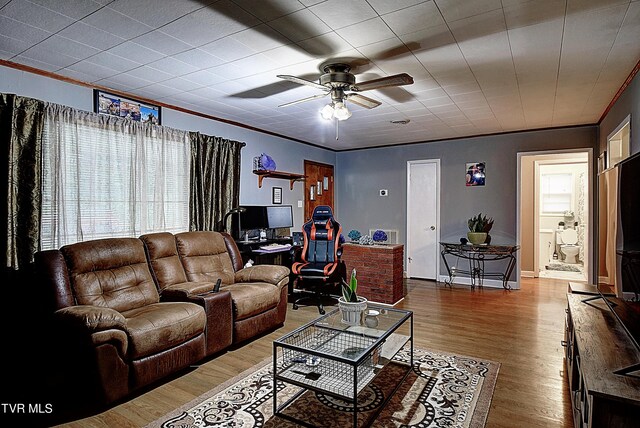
left=335, top=118, right=339, bottom=140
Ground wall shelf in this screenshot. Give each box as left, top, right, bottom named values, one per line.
left=253, top=170, right=306, bottom=190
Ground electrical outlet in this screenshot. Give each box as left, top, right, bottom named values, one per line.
left=379, top=189, right=388, bottom=196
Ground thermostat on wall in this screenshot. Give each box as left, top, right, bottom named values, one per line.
left=379, top=189, right=388, bottom=196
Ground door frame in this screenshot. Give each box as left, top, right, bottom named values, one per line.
left=516, top=148, right=594, bottom=284
left=406, top=159, right=441, bottom=279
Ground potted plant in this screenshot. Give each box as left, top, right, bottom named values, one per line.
left=338, top=268, right=367, bottom=326
left=467, top=213, right=494, bottom=245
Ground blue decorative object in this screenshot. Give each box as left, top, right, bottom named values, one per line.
left=260, top=153, right=276, bottom=171
left=347, top=229, right=361, bottom=241
left=339, top=233, right=345, bottom=244
left=358, top=235, right=374, bottom=245
left=372, top=229, right=388, bottom=243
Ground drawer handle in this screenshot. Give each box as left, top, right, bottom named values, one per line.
left=561, top=340, right=568, bottom=347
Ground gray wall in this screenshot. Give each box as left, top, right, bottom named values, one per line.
left=0, top=65, right=336, bottom=230
left=599, top=69, right=640, bottom=156
left=336, top=126, right=597, bottom=275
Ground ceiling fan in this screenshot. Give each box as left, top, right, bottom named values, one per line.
left=276, top=63, right=414, bottom=122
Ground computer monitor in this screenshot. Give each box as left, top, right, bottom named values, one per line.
left=266, top=205, right=293, bottom=229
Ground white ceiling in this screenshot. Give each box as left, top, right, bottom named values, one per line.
left=1, top=0, right=639, bottom=150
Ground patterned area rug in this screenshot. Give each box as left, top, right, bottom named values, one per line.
left=146, top=347, right=499, bottom=428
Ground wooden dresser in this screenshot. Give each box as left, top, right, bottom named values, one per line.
left=564, top=294, right=640, bottom=427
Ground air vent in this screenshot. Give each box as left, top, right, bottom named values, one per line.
left=390, top=119, right=410, bottom=125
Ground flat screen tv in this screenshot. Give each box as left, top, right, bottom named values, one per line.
left=266, top=205, right=293, bottom=229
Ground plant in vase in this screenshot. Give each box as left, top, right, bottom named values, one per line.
left=339, top=268, right=367, bottom=326
left=467, top=213, right=494, bottom=245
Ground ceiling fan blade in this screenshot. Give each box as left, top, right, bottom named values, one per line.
left=351, top=73, right=414, bottom=92
left=278, top=92, right=329, bottom=108
left=347, top=94, right=382, bottom=109
left=276, top=75, right=327, bottom=91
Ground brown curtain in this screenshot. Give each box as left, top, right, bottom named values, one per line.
left=0, top=93, right=45, bottom=270
left=189, top=132, right=244, bottom=231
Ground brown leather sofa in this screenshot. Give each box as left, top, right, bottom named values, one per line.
left=141, top=231, right=290, bottom=344
left=36, top=231, right=289, bottom=405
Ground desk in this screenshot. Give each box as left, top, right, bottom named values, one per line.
left=440, top=242, right=519, bottom=290
left=235, top=238, right=299, bottom=296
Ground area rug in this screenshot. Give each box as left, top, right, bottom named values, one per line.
left=545, top=262, right=582, bottom=272
left=146, top=347, right=499, bottom=428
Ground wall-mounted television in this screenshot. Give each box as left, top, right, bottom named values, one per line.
left=266, top=205, right=293, bottom=229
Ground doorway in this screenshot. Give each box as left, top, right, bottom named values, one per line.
left=406, top=160, right=440, bottom=279
left=517, top=150, right=592, bottom=283
left=303, top=160, right=334, bottom=222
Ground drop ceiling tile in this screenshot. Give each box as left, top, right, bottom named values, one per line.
left=107, top=41, right=166, bottom=64
left=161, top=2, right=259, bottom=48
left=367, top=0, right=426, bottom=15
left=268, top=9, right=331, bottom=42
left=0, top=0, right=74, bottom=32
left=296, top=32, right=354, bottom=56
left=171, top=49, right=223, bottom=69
left=160, top=77, right=203, bottom=92
left=0, top=15, right=51, bottom=45
left=200, top=37, right=257, bottom=62
left=56, top=68, right=100, bottom=83
left=420, top=95, right=454, bottom=108
left=147, top=56, right=199, bottom=76
left=0, top=34, right=32, bottom=56
left=12, top=54, right=59, bottom=71
left=211, top=54, right=279, bottom=80
left=28, top=0, right=106, bottom=20
left=0, top=49, right=13, bottom=60
left=64, top=59, right=122, bottom=79
left=88, top=51, right=141, bottom=72
left=58, top=21, right=126, bottom=51
left=504, top=0, right=566, bottom=29
left=567, top=0, right=631, bottom=14
left=335, top=18, right=396, bottom=48
left=98, top=72, right=155, bottom=90
left=232, top=0, right=305, bottom=21
left=231, top=24, right=288, bottom=52
left=382, top=2, right=445, bottom=36
left=0, top=0, right=10, bottom=7
left=308, top=0, right=377, bottom=30
left=82, top=7, right=154, bottom=39
left=181, top=69, right=227, bottom=86
left=133, top=83, right=185, bottom=99
left=413, top=87, right=449, bottom=100
left=43, top=35, right=103, bottom=62
left=107, top=0, right=208, bottom=28
left=436, top=0, right=503, bottom=23
left=19, top=43, right=82, bottom=69
left=261, top=44, right=315, bottom=66
left=133, top=31, right=193, bottom=56
left=125, top=65, right=175, bottom=83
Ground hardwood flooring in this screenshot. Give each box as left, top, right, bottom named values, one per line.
left=50, top=277, right=573, bottom=427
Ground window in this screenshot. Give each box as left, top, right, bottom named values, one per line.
left=40, top=107, right=190, bottom=249
left=607, top=115, right=631, bottom=167
left=541, top=173, right=573, bottom=214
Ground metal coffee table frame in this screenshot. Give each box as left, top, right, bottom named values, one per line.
left=273, top=306, right=413, bottom=428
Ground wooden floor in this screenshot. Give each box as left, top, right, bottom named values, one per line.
left=52, top=277, right=574, bottom=427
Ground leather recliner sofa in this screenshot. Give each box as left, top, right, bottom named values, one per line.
left=35, top=231, right=289, bottom=405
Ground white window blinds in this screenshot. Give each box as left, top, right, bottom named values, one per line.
left=541, top=173, right=572, bottom=214
left=40, top=104, right=190, bottom=249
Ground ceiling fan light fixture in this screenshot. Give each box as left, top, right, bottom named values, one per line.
left=321, top=104, right=334, bottom=120
left=333, top=102, right=351, bottom=121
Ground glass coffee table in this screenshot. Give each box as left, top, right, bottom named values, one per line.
left=273, top=305, right=413, bottom=427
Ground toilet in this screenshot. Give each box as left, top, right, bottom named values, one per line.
left=556, top=228, right=580, bottom=264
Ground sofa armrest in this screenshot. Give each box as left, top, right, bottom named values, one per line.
left=235, top=265, right=290, bottom=286
left=54, top=305, right=127, bottom=332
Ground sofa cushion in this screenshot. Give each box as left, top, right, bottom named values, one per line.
left=122, top=302, right=205, bottom=359
left=61, top=238, right=159, bottom=312
left=175, top=231, right=236, bottom=285
left=221, top=283, right=281, bottom=321
left=140, top=232, right=188, bottom=290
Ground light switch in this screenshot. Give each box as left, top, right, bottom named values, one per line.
left=297, top=200, right=303, bottom=208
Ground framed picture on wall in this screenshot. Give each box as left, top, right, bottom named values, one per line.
left=272, top=187, right=282, bottom=204
left=94, top=89, right=161, bottom=125
left=465, top=162, right=486, bottom=186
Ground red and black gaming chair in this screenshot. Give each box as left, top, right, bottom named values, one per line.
left=291, top=205, right=345, bottom=314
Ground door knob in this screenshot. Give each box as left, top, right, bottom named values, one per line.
left=430, top=226, right=436, bottom=230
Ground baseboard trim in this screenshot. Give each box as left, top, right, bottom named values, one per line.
left=521, top=270, right=535, bottom=278
left=437, top=275, right=520, bottom=290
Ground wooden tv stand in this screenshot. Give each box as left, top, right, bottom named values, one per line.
left=564, top=294, right=640, bottom=427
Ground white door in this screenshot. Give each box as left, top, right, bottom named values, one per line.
left=407, top=160, right=440, bottom=279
